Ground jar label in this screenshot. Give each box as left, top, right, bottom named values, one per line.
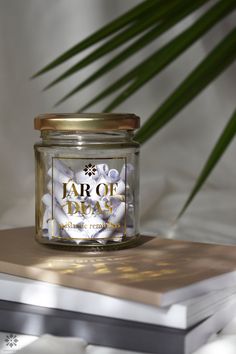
left=44, top=157, right=131, bottom=244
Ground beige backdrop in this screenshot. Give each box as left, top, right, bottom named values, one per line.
left=0, top=0, right=235, bottom=243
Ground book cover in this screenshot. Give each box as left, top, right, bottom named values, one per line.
left=1, top=227, right=236, bottom=306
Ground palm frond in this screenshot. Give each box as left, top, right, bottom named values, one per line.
left=33, top=0, right=236, bottom=217
left=32, top=0, right=158, bottom=78
left=44, top=0, right=189, bottom=90
left=78, top=0, right=235, bottom=112
left=178, top=109, right=236, bottom=218
left=55, top=0, right=209, bottom=106
left=104, top=0, right=236, bottom=111
left=134, top=28, right=236, bottom=144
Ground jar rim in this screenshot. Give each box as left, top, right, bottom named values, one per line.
left=34, top=113, right=140, bottom=131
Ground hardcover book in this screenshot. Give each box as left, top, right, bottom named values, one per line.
left=1, top=227, right=236, bottom=307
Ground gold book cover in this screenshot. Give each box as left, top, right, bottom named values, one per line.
left=0, top=227, right=236, bottom=307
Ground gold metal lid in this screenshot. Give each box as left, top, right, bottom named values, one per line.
left=34, top=113, right=140, bottom=131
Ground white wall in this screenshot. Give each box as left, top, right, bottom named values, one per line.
left=0, top=0, right=235, bottom=242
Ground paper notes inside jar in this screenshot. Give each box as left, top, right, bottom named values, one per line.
left=42, top=159, right=134, bottom=245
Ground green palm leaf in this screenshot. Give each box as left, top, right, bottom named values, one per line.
left=178, top=109, right=236, bottom=218
left=32, top=0, right=159, bottom=78
left=78, top=66, right=138, bottom=112
left=78, top=0, right=235, bottom=112
left=33, top=0, right=236, bottom=217
left=104, top=0, right=236, bottom=112
left=55, top=0, right=209, bottom=106
left=135, top=28, right=236, bottom=144
left=43, top=0, right=192, bottom=90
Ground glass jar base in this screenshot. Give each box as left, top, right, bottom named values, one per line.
left=36, top=234, right=140, bottom=252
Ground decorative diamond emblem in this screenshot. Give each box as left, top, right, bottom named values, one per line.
left=5, top=334, right=19, bottom=348
left=83, top=163, right=97, bottom=177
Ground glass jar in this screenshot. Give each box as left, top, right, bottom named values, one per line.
left=34, top=113, right=140, bottom=250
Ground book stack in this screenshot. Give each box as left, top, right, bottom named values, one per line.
left=1, top=227, right=236, bottom=354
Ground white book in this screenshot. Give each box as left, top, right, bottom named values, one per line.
left=1, top=272, right=236, bottom=330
